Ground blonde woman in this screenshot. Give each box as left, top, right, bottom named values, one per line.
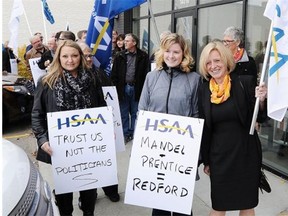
left=32, top=40, right=106, bottom=216
left=199, top=41, right=267, bottom=216
left=139, top=33, right=200, bottom=216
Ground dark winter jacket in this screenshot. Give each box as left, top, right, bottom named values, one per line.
left=233, top=51, right=258, bottom=86
left=111, top=48, right=149, bottom=101
left=31, top=70, right=106, bottom=163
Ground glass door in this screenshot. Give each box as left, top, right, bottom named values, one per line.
left=174, top=10, right=197, bottom=61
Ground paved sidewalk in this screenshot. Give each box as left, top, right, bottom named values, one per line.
left=39, top=140, right=288, bottom=216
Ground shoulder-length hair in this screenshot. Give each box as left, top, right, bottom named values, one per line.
left=155, top=33, right=194, bottom=73
left=199, top=41, right=235, bottom=80
left=42, top=40, right=89, bottom=88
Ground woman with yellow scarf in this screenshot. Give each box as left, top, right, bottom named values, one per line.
left=199, top=41, right=267, bottom=216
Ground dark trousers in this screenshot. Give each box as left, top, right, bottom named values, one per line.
left=102, top=184, right=118, bottom=197
left=120, top=84, right=138, bottom=138
left=55, top=189, right=97, bottom=216
left=152, top=209, right=193, bottom=216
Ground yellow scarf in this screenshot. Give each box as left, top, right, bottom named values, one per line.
left=209, top=74, right=231, bottom=104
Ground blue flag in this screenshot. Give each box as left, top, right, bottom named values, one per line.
left=86, top=0, right=147, bottom=75
left=42, top=0, right=55, bottom=24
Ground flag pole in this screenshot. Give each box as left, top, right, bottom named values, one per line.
left=23, top=4, right=32, bottom=36
left=249, top=22, right=273, bottom=135
left=41, top=1, right=48, bottom=43
left=147, top=0, right=160, bottom=46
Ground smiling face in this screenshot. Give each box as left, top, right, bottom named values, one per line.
left=163, top=42, right=183, bottom=68
left=206, top=50, right=228, bottom=84
left=117, top=38, right=124, bottom=49
left=60, top=46, right=81, bottom=77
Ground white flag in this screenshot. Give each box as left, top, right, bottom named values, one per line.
left=264, top=0, right=288, bottom=121
left=8, top=0, right=24, bottom=57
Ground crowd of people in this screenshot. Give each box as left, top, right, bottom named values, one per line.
left=3, top=26, right=270, bottom=216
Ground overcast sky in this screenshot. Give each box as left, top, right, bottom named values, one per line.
left=2, top=0, right=94, bottom=46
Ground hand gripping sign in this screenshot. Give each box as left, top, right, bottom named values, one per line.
left=125, top=110, right=204, bottom=214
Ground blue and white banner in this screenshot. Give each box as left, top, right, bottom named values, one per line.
left=42, top=0, right=55, bottom=24
left=86, top=0, right=147, bottom=75
left=264, top=0, right=288, bottom=121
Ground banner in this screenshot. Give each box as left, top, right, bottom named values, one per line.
left=264, top=0, right=288, bottom=121
left=47, top=107, right=118, bottom=194
left=102, top=86, right=125, bottom=152
left=86, top=0, right=147, bottom=75
left=42, top=0, right=55, bottom=24
left=28, top=57, right=46, bottom=87
left=125, top=110, right=204, bottom=214
left=8, top=0, right=24, bottom=57
left=9, top=59, right=18, bottom=74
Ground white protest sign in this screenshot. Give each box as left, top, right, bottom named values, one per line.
left=47, top=106, right=118, bottom=195
left=102, top=86, right=125, bottom=152
left=9, top=59, right=18, bottom=74
left=29, top=57, right=46, bottom=87
left=125, top=110, right=204, bottom=214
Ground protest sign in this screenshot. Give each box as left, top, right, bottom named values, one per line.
left=125, top=110, right=204, bottom=214
left=47, top=106, right=118, bottom=194
left=102, top=86, right=125, bottom=152
left=28, top=57, right=46, bottom=87
left=9, top=59, right=18, bottom=74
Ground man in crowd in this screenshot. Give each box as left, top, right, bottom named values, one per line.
left=111, top=33, right=149, bottom=143
left=77, top=30, right=87, bottom=42
left=37, top=36, right=57, bottom=70
left=25, top=34, right=49, bottom=77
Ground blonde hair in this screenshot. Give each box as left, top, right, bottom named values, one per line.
left=199, top=41, right=235, bottom=80
left=42, top=40, right=89, bottom=88
left=155, top=33, right=194, bottom=73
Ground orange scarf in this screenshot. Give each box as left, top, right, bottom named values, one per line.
left=209, top=74, right=231, bottom=104
left=234, top=48, right=244, bottom=62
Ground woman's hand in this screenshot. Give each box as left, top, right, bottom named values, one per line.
left=255, top=82, right=267, bottom=102
left=204, top=165, right=210, bottom=176
left=41, top=141, right=52, bottom=156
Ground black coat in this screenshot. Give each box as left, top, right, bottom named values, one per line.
left=199, top=73, right=266, bottom=165
left=31, top=70, right=106, bottom=163
left=233, top=56, right=258, bottom=86
left=2, top=48, right=17, bottom=72
left=111, top=48, right=149, bottom=101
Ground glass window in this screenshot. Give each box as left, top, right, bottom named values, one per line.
left=176, top=16, right=193, bottom=53
left=196, top=2, right=243, bottom=66
left=150, top=15, right=172, bottom=57
left=246, top=0, right=270, bottom=78
left=247, top=0, right=288, bottom=177
left=139, top=2, right=148, bottom=17
left=150, top=0, right=172, bottom=14
left=133, top=19, right=148, bottom=53
left=199, top=0, right=220, bottom=4
left=174, top=0, right=196, bottom=9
